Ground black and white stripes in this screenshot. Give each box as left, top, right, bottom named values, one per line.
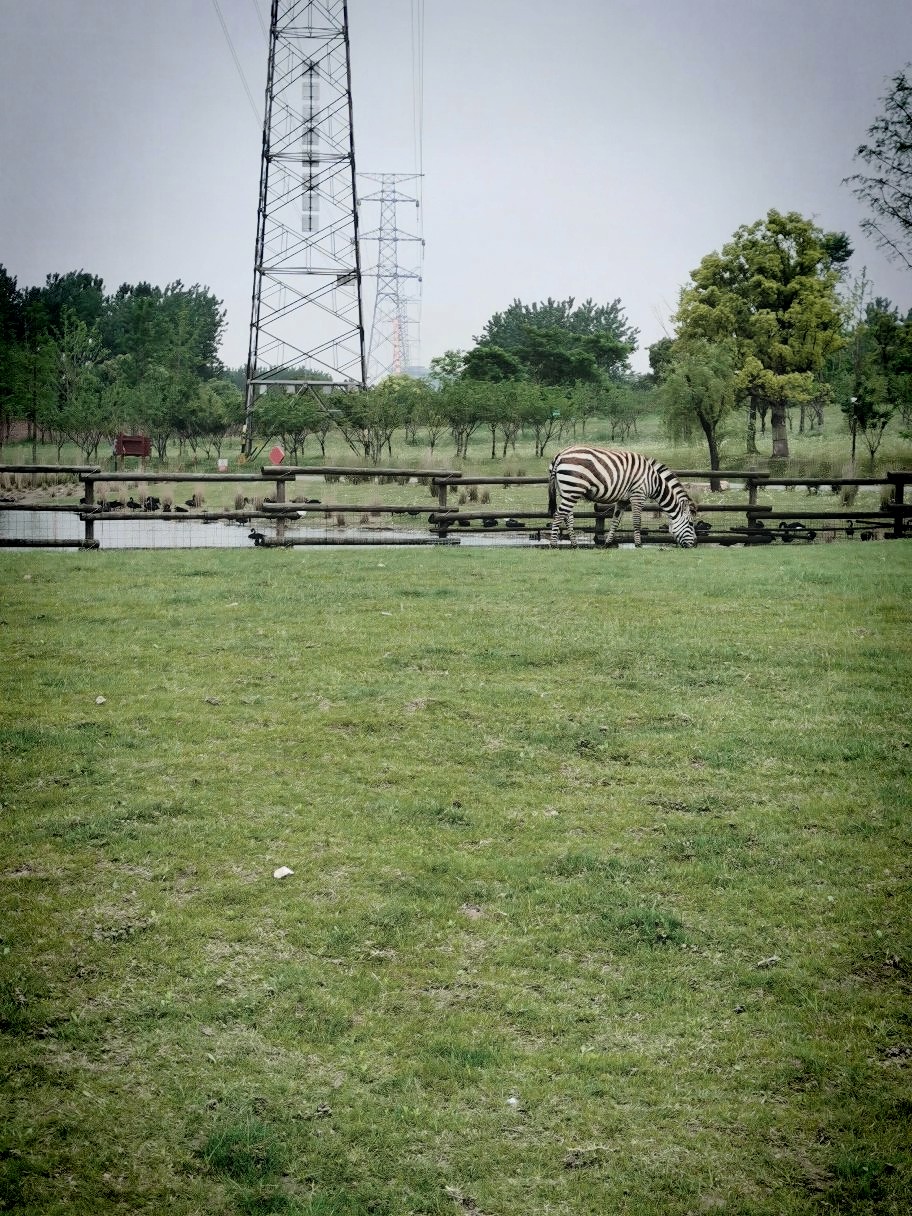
left=548, top=445, right=697, bottom=548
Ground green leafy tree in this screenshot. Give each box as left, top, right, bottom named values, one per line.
left=647, top=337, right=676, bottom=385
left=50, top=310, right=111, bottom=459
left=462, top=344, right=524, bottom=382
left=481, top=381, right=526, bottom=457
left=845, top=66, right=912, bottom=271
left=103, top=281, right=226, bottom=382
left=439, top=380, right=487, bottom=459
left=517, top=384, right=564, bottom=457
left=1, top=269, right=231, bottom=462
left=839, top=278, right=910, bottom=468
left=413, top=390, right=449, bottom=452
left=514, top=327, right=612, bottom=387
left=255, top=389, right=329, bottom=463
left=674, top=209, right=850, bottom=458
left=333, top=379, right=411, bottom=463
left=426, top=349, right=466, bottom=389
left=601, top=381, right=650, bottom=443
left=659, top=341, right=739, bottom=487
left=463, top=296, right=638, bottom=390
left=564, top=382, right=606, bottom=438
left=197, top=379, right=244, bottom=459
left=475, top=296, right=638, bottom=375
left=38, top=270, right=105, bottom=333
left=56, top=367, right=115, bottom=461
left=0, top=266, right=23, bottom=449
left=11, top=340, right=59, bottom=459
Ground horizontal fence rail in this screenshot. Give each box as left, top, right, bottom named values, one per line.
left=0, top=464, right=909, bottom=549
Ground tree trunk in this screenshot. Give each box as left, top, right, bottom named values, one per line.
left=700, top=418, right=722, bottom=491
left=746, top=398, right=759, bottom=454
left=771, top=402, right=790, bottom=458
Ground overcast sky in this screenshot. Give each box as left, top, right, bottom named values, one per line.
left=2, top=0, right=911, bottom=375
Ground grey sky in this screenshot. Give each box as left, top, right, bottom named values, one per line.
left=2, top=0, right=911, bottom=375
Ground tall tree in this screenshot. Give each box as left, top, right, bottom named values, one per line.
left=659, top=341, right=738, bottom=487
left=515, top=327, right=619, bottom=387
left=845, top=66, right=912, bottom=271
left=840, top=280, right=911, bottom=468
left=462, top=344, right=524, bottom=382
left=38, top=271, right=105, bottom=334
left=470, top=296, right=638, bottom=383
left=647, top=336, right=675, bottom=385
left=103, top=281, right=226, bottom=382
left=52, top=310, right=111, bottom=459
left=426, top=349, right=466, bottom=389
left=0, top=267, right=23, bottom=448
left=674, top=210, right=850, bottom=458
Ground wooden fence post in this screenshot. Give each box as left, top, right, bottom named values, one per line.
left=434, top=477, right=450, bottom=539
left=83, top=475, right=95, bottom=546
left=887, top=472, right=907, bottom=539
left=593, top=506, right=606, bottom=547
left=275, top=476, right=286, bottom=545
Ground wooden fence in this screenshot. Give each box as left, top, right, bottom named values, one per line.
left=0, top=463, right=910, bottom=548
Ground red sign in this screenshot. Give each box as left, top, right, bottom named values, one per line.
left=114, top=434, right=152, bottom=457
left=269, top=445, right=285, bottom=465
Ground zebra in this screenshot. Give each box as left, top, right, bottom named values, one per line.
left=548, top=445, right=697, bottom=549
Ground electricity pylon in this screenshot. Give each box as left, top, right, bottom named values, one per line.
left=243, top=0, right=366, bottom=454
left=360, top=173, right=423, bottom=383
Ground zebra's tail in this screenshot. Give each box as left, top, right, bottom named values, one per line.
left=547, top=464, right=557, bottom=517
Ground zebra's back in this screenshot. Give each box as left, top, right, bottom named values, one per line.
left=549, top=446, right=665, bottom=505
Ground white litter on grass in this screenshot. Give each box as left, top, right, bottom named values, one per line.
left=273, top=866, right=294, bottom=880
left=756, top=954, right=781, bottom=969
left=95, top=696, right=107, bottom=705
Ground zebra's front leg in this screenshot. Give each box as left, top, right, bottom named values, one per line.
left=604, top=503, right=623, bottom=546
left=631, top=492, right=644, bottom=547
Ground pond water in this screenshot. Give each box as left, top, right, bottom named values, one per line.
left=0, top=510, right=549, bottom=549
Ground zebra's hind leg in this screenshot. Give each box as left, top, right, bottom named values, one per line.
left=549, top=512, right=566, bottom=547
left=550, top=510, right=577, bottom=547
left=604, top=503, right=623, bottom=546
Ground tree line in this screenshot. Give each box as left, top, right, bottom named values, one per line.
left=652, top=211, right=912, bottom=479
left=2, top=250, right=910, bottom=474
left=2, top=71, right=910, bottom=471
left=0, top=268, right=242, bottom=461
left=0, top=268, right=656, bottom=466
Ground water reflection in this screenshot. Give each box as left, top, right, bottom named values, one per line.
left=0, top=510, right=546, bottom=549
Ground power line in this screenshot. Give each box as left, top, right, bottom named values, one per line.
left=410, top=0, right=425, bottom=359
left=250, top=0, right=270, bottom=41
left=210, top=0, right=261, bottom=125
left=411, top=0, right=425, bottom=182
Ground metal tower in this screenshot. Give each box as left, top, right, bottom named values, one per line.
left=244, top=0, right=366, bottom=452
left=360, top=173, right=423, bottom=382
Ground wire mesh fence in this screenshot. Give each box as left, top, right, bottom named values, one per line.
left=1, top=465, right=909, bottom=549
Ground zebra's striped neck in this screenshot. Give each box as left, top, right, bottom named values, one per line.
left=648, top=464, right=687, bottom=513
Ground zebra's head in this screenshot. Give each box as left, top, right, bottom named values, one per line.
left=668, top=496, right=698, bottom=548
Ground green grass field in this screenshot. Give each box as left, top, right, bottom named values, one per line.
left=2, top=543, right=911, bottom=1214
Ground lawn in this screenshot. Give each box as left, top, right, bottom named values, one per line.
left=1, top=542, right=911, bottom=1214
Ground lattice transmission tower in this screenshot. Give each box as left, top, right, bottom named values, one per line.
left=244, top=0, right=366, bottom=453
left=360, top=173, right=423, bottom=383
